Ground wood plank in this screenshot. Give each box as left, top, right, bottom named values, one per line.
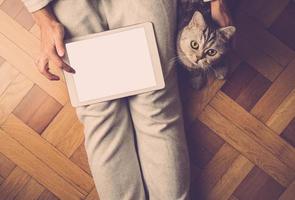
left=281, top=118, right=295, bottom=147
left=187, top=141, right=218, bottom=168
left=14, top=7, right=34, bottom=30
left=13, top=84, right=63, bottom=134
left=238, top=0, right=290, bottom=28
left=254, top=176, right=285, bottom=200
left=253, top=0, right=289, bottom=27
left=0, top=62, right=19, bottom=96
left=210, top=92, right=295, bottom=170
left=1, top=114, right=94, bottom=194
left=0, top=10, right=38, bottom=58
left=0, top=128, right=85, bottom=200
left=198, top=105, right=295, bottom=186
left=0, top=0, right=23, bottom=18
left=70, top=142, right=92, bottom=175
left=0, top=175, right=4, bottom=185
left=266, top=88, right=295, bottom=133
left=0, top=55, right=4, bottom=64
left=251, top=58, right=295, bottom=122
left=195, top=143, right=241, bottom=199
left=189, top=162, right=202, bottom=188
left=189, top=119, right=224, bottom=155
left=229, top=196, right=239, bottom=200
left=0, top=73, right=33, bottom=125
left=29, top=24, right=40, bottom=39
left=14, top=178, right=45, bottom=200
left=238, top=0, right=271, bottom=17
left=269, top=2, right=295, bottom=51
left=221, top=62, right=258, bottom=100
left=0, top=152, right=15, bottom=178
left=234, top=32, right=283, bottom=81
left=85, top=187, right=100, bottom=200
left=236, top=73, right=271, bottom=111
left=234, top=167, right=270, bottom=200
left=207, top=156, right=253, bottom=200
left=42, top=102, right=84, bottom=157
left=189, top=142, right=213, bottom=169
left=234, top=166, right=284, bottom=200
left=57, top=120, right=84, bottom=157
left=13, top=85, right=48, bottom=123
left=236, top=12, right=295, bottom=67
left=0, top=33, right=68, bottom=105
left=0, top=167, right=31, bottom=200
left=37, top=190, right=60, bottom=200
left=279, top=180, right=295, bottom=200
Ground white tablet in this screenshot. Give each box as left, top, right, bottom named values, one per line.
left=62, top=22, right=165, bottom=107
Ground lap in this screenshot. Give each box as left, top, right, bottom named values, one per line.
left=50, top=0, right=108, bottom=38
left=102, top=0, right=178, bottom=78
left=52, top=0, right=182, bottom=124
left=106, top=0, right=183, bottom=121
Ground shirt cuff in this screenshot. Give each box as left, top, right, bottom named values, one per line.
left=22, top=0, right=52, bottom=13
left=203, top=0, right=213, bottom=2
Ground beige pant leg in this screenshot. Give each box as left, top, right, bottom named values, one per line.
left=51, top=1, right=146, bottom=199
left=101, top=0, right=191, bottom=199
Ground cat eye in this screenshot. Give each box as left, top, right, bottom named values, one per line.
left=206, top=49, right=217, bottom=56
left=190, top=40, right=199, bottom=50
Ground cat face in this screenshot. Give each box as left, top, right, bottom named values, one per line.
left=177, top=11, right=236, bottom=70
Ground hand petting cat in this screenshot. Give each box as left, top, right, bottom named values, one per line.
left=210, top=0, right=233, bottom=27
left=210, top=0, right=236, bottom=48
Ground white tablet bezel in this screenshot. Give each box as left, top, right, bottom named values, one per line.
left=62, top=22, right=165, bottom=107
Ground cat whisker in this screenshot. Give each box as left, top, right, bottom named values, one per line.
left=168, top=58, right=179, bottom=64
left=167, top=55, right=186, bottom=67
left=168, top=55, right=184, bottom=63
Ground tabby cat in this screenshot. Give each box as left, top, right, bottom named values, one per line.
left=176, top=1, right=236, bottom=90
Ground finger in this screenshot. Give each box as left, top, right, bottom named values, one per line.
left=54, top=32, right=65, bottom=57
left=55, top=39, right=65, bottom=57
left=49, top=50, right=76, bottom=73
left=35, top=56, right=60, bottom=81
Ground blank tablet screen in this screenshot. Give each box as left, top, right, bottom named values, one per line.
left=65, top=26, right=157, bottom=102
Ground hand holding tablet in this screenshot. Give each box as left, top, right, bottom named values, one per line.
left=62, top=22, right=165, bottom=107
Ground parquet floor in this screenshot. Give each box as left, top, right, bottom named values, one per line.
left=0, top=0, right=294, bottom=199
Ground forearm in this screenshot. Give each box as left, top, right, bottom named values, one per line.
left=210, top=0, right=233, bottom=27
left=210, top=0, right=228, bottom=11
left=31, top=5, right=58, bottom=28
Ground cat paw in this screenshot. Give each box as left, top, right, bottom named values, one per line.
left=191, top=82, right=204, bottom=90
left=214, top=66, right=229, bottom=80
left=216, top=73, right=225, bottom=80
left=190, top=74, right=206, bottom=90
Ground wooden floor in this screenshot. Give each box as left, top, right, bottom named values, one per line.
left=0, top=0, right=294, bottom=199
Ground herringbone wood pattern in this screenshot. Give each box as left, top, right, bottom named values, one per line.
left=0, top=0, right=294, bottom=199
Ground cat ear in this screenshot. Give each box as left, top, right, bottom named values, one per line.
left=188, top=11, right=206, bottom=29
left=218, top=26, right=236, bottom=40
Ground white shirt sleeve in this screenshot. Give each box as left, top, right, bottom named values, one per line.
left=22, top=0, right=213, bottom=13
left=21, top=0, right=52, bottom=12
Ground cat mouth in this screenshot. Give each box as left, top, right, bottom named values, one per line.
left=191, top=61, right=203, bottom=69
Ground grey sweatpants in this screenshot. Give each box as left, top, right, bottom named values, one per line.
left=50, top=0, right=191, bottom=199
